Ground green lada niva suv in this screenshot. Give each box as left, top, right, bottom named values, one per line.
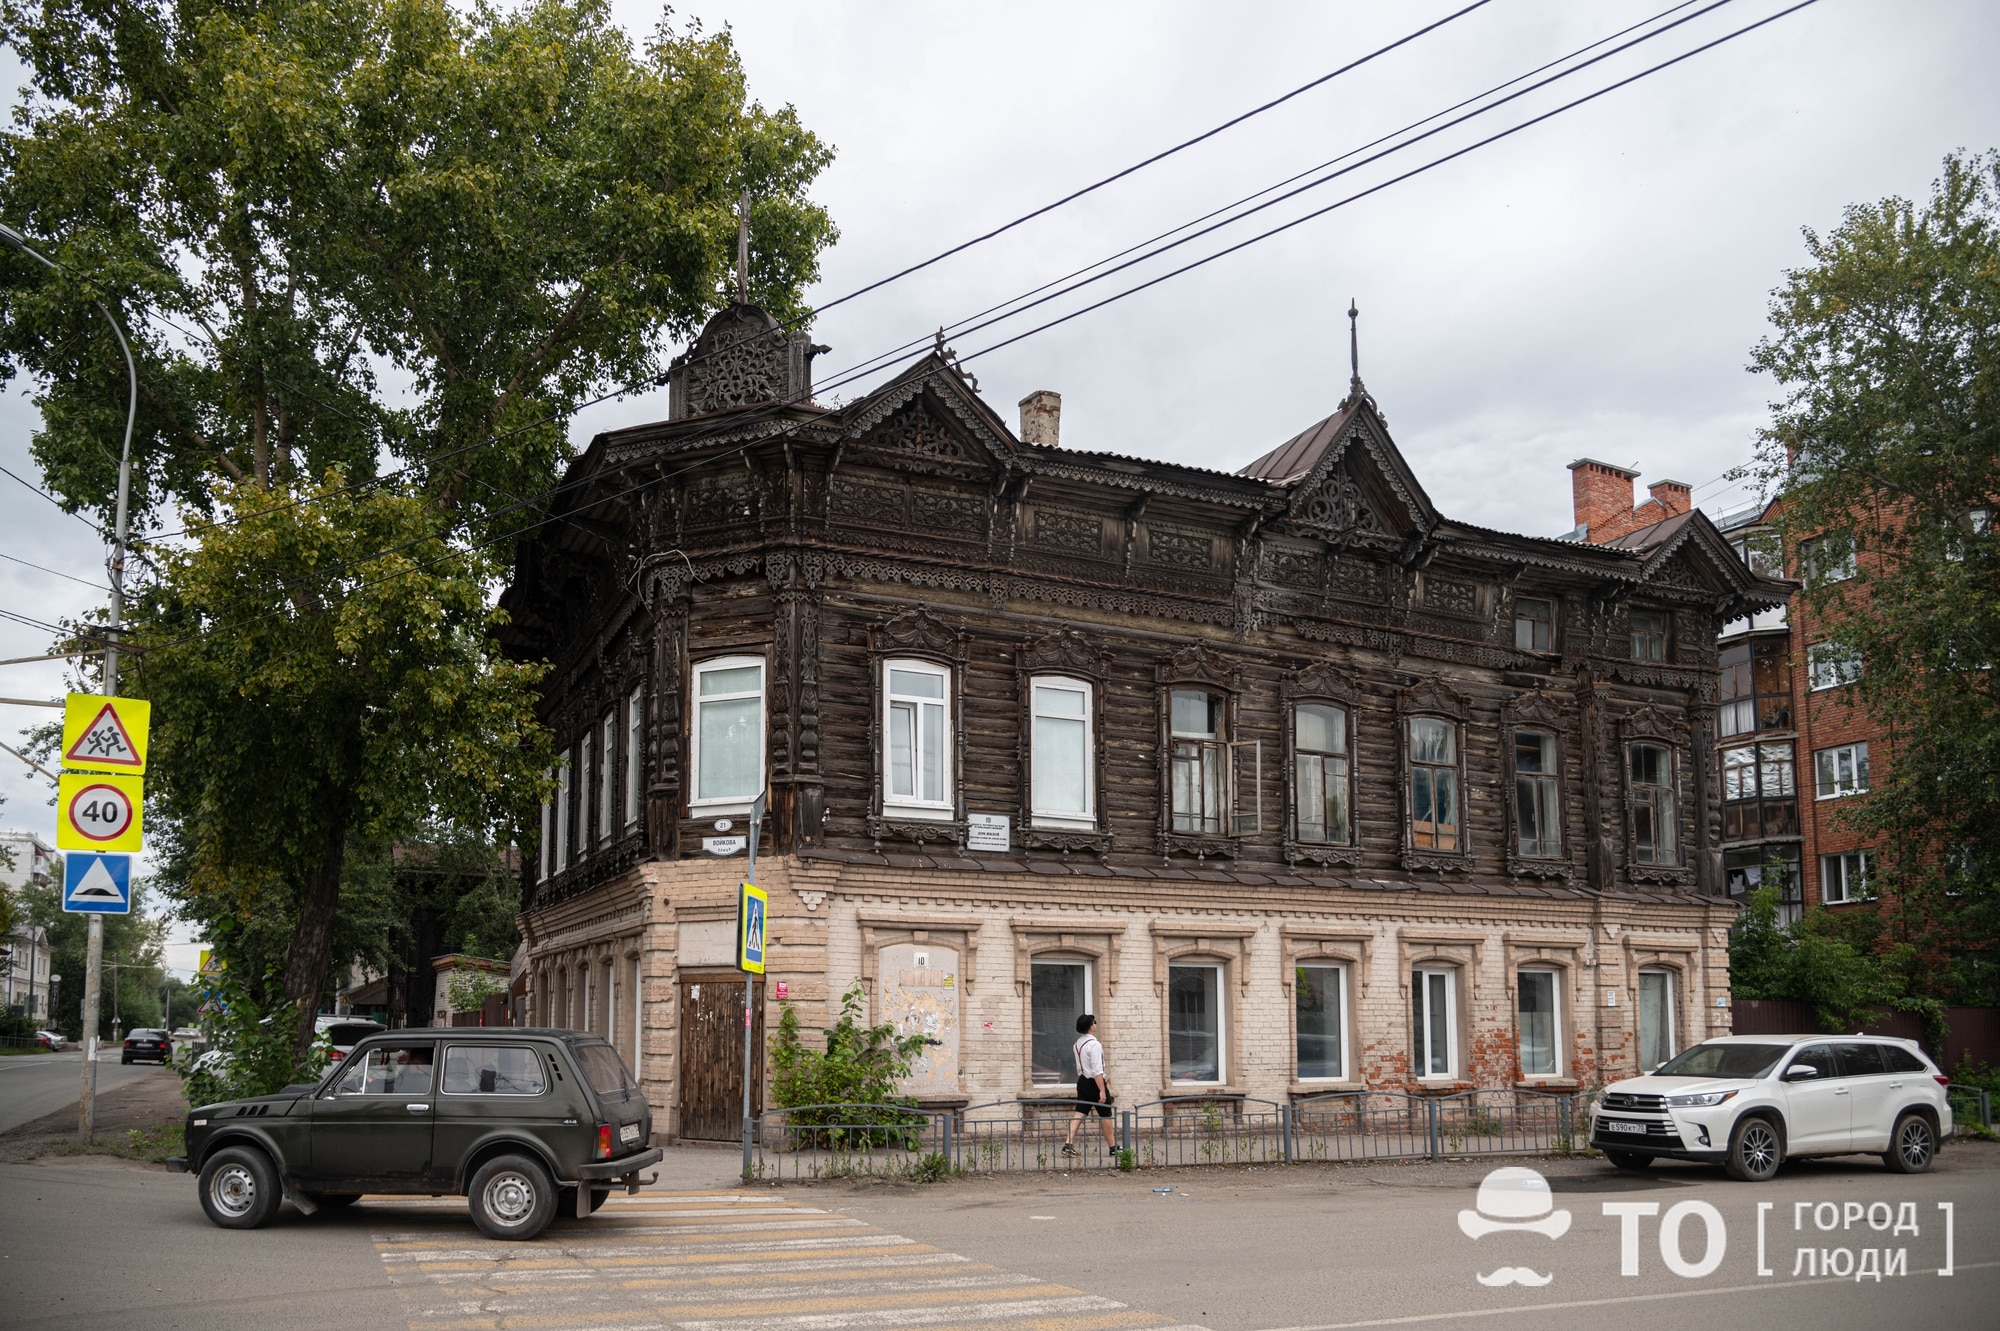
left=167, top=1027, right=661, bottom=1240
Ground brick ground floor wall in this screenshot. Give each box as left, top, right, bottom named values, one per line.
left=519, top=857, right=1740, bottom=1142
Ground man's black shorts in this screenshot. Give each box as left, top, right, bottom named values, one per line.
left=1074, top=1075, right=1112, bottom=1118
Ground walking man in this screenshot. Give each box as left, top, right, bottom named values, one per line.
left=1062, top=1014, right=1116, bottom=1157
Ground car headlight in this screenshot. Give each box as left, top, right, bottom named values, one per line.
left=1666, top=1090, right=1739, bottom=1108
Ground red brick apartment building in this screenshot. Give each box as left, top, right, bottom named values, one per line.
left=1566, top=459, right=1877, bottom=924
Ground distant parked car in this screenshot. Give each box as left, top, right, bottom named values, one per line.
left=317, top=1020, right=385, bottom=1065
left=1591, top=1034, right=1953, bottom=1180
left=35, top=1030, right=67, bottom=1051
left=122, top=1029, right=172, bottom=1065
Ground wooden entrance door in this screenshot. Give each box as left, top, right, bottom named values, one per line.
left=677, top=974, right=764, bottom=1141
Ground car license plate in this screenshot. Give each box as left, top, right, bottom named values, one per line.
left=1605, top=1120, right=1647, bottom=1134
left=619, top=1123, right=641, bottom=1145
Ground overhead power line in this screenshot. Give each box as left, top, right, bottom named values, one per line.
left=86, top=0, right=1823, bottom=665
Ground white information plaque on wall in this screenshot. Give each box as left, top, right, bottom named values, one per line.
left=965, top=814, right=1011, bottom=852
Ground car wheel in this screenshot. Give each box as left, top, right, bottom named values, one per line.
left=120, top=1055, right=131, bottom=1065
left=1604, top=1150, right=1654, bottom=1171
left=468, top=1154, right=555, bottom=1241
left=1724, top=1116, right=1784, bottom=1182
left=303, top=1192, right=362, bottom=1209
left=198, top=1146, right=281, bottom=1229
left=1883, top=1112, right=1936, bottom=1174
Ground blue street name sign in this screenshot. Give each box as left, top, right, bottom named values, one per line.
left=63, top=852, right=132, bottom=914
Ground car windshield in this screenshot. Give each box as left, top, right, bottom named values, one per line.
left=572, top=1041, right=636, bottom=1098
left=1653, top=1043, right=1790, bottom=1079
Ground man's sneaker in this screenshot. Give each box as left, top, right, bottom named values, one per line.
left=1061, top=1143, right=1078, bottom=1157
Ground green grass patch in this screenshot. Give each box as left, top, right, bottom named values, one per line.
left=53, top=1120, right=184, bottom=1164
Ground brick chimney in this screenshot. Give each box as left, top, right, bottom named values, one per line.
left=1568, top=458, right=1640, bottom=541
left=1648, top=479, right=1692, bottom=516
left=1019, top=390, right=1061, bottom=447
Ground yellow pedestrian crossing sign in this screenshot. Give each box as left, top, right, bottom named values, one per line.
left=57, top=771, right=145, bottom=852
left=61, top=693, right=150, bottom=775
left=737, top=881, right=767, bottom=975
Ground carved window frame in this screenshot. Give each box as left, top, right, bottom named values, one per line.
left=1397, top=678, right=1472, bottom=873
left=1156, top=644, right=1243, bottom=859
left=1502, top=692, right=1574, bottom=880
left=1620, top=704, right=1694, bottom=886
left=1016, top=631, right=1112, bottom=852
left=868, top=608, right=969, bottom=846
left=1283, top=663, right=1362, bottom=868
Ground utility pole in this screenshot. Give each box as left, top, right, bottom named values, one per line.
left=0, top=222, right=138, bottom=1143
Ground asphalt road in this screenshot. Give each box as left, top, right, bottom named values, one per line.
left=0, top=1052, right=171, bottom=1135
left=0, top=1141, right=1992, bottom=1331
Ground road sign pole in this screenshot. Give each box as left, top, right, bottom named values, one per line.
left=741, top=793, right=765, bottom=1179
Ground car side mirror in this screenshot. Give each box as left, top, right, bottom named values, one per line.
left=480, top=1068, right=497, bottom=1094
left=1784, top=1064, right=1819, bottom=1081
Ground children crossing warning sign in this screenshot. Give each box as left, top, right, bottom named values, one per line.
left=61, top=693, right=150, bottom=774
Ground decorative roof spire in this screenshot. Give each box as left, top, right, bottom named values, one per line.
left=1347, top=297, right=1364, bottom=400
left=736, top=189, right=751, bottom=304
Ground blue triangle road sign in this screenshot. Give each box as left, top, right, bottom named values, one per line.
left=63, top=852, right=132, bottom=914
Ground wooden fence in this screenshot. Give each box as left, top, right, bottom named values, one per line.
left=1731, top=999, right=2000, bottom=1073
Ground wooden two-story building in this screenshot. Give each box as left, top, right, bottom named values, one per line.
left=499, top=303, right=1789, bottom=1140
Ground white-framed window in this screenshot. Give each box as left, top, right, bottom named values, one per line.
left=884, top=659, right=952, bottom=814
left=555, top=754, right=571, bottom=869
left=1409, top=717, right=1461, bottom=851
left=1513, top=730, right=1561, bottom=859
left=1821, top=851, right=1873, bottom=905
left=1413, top=968, right=1457, bottom=1079
left=577, top=733, right=593, bottom=857
left=1030, top=960, right=1091, bottom=1085
left=538, top=776, right=553, bottom=882
left=1295, top=964, right=1347, bottom=1081
left=625, top=686, right=644, bottom=828
left=598, top=712, right=616, bottom=845
left=691, top=656, right=766, bottom=809
left=1801, top=532, right=1856, bottom=584
left=1293, top=703, right=1351, bottom=845
left=1167, top=963, right=1224, bottom=1084
left=1808, top=643, right=1863, bottom=691
left=1517, top=970, right=1561, bottom=1078
left=1814, top=742, right=1870, bottom=798
left=1029, top=676, right=1093, bottom=827
left=1637, top=970, right=1675, bottom=1072
left=1629, top=743, right=1677, bottom=866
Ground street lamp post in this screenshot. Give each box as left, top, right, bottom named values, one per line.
left=0, top=222, right=139, bottom=1143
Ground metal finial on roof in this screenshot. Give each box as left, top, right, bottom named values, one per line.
left=1347, top=297, right=1364, bottom=400
left=736, top=189, right=751, bottom=304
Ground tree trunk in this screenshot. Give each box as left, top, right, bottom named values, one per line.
left=283, top=821, right=348, bottom=1059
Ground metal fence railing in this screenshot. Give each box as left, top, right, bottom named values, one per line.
left=1947, top=1087, right=1992, bottom=1134
left=751, top=1090, right=1599, bottom=1180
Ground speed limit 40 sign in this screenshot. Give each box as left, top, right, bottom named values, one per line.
left=56, top=771, right=145, bottom=852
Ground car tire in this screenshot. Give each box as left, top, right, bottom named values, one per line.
left=120, top=1055, right=131, bottom=1065
left=468, top=1154, right=555, bottom=1241
left=1604, top=1150, right=1653, bottom=1171
left=1883, top=1111, right=1937, bottom=1174
left=198, top=1146, right=281, bottom=1229
left=1724, top=1115, right=1785, bottom=1182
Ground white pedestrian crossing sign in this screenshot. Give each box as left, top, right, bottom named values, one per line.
left=63, top=852, right=133, bottom=914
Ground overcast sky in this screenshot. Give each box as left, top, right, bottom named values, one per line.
left=4, top=0, right=1997, bottom=973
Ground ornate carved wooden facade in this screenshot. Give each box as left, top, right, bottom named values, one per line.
left=502, top=302, right=1788, bottom=1138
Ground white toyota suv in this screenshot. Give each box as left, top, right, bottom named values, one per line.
left=1590, top=1034, right=1953, bottom=1181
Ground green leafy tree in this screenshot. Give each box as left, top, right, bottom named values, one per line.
left=1750, top=150, right=2000, bottom=1004
left=769, top=982, right=928, bottom=1128
left=0, top=0, right=836, bottom=1057
left=134, top=477, right=548, bottom=1056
